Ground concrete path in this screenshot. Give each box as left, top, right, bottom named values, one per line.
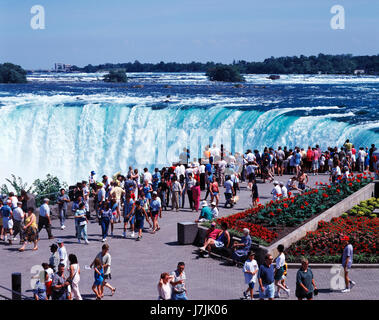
left=1, top=174, right=378, bottom=300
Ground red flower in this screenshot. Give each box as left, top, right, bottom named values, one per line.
left=301, top=205, right=305, bottom=209
left=288, top=192, right=292, bottom=196
left=336, top=189, right=340, bottom=193
left=304, top=201, right=309, bottom=206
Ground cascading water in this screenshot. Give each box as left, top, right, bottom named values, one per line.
left=0, top=73, right=378, bottom=185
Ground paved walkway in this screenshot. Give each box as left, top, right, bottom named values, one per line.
left=1, top=174, right=378, bottom=300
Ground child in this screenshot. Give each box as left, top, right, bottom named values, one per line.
left=92, top=258, right=104, bottom=299
left=243, top=251, right=258, bottom=300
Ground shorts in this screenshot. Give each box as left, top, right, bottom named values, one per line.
left=212, top=192, right=218, bottom=196
left=277, top=159, right=283, bottom=167
left=274, top=267, right=284, bottom=281
left=214, top=240, right=225, bottom=248
left=298, top=183, right=305, bottom=190
left=248, top=173, right=255, bottom=182
left=312, top=160, right=319, bottom=170
left=135, top=218, right=144, bottom=230
left=2, top=217, right=13, bottom=230
left=259, top=282, right=275, bottom=299
left=296, top=290, right=313, bottom=300
left=151, top=211, right=159, bottom=218
left=104, top=274, right=112, bottom=280
left=248, top=282, right=255, bottom=290
left=125, top=215, right=135, bottom=225
left=94, top=279, right=103, bottom=286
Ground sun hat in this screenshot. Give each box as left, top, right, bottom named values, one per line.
left=273, top=181, right=279, bottom=185
left=201, top=200, right=208, bottom=207
left=152, top=191, right=157, bottom=195
left=279, top=181, right=284, bottom=185
left=43, top=198, right=50, bottom=202
left=211, top=201, right=216, bottom=206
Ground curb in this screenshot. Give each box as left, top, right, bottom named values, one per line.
left=287, top=263, right=379, bottom=269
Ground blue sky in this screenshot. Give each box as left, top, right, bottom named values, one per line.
left=0, top=0, right=378, bottom=69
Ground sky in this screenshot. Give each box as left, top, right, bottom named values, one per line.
left=0, top=0, right=378, bottom=69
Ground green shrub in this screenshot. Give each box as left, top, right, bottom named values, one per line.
left=206, top=65, right=245, bottom=82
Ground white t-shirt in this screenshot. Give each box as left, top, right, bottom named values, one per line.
left=275, top=253, right=285, bottom=269
left=174, top=166, right=181, bottom=177
left=58, top=246, right=68, bottom=267
left=211, top=207, right=219, bottom=218
left=199, top=165, right=205, bottom=174
left=243, top=259, right=258, bottom=284
left=158, top=282, right=172, bottom=300
left=143, top=172, right=152, bottom=184
left=10, top=196, right=18, bottom=209
left=224, top=180, right=234, bottom=194
left=271, top=185, right=282, bottom=200
left=358, top=150, right=366, bottom=162
left=13, top=207, right=24, bottom=221
left=281, top=186, right=288, bottom=198
left=218, top=160, right=227, bottom=171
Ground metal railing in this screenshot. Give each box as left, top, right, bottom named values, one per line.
left=0, top=285, right=33, bottom=300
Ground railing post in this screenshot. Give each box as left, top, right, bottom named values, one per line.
left=11, top=273, right=21, bottom=300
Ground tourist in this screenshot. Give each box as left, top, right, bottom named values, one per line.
left=271, top=181, right=282, bottom=201
left=99, top=201, right=112, bottom=242
left=331, top=160, right=342, bottom=185
left=68, top=254, right=82, bottom=300
left=171, top=176, right=182, bottom=212
left=152, top=168, right=161, bottom=192
left=41, top=262, right=54, bottom=299
left=251, top=179, right=259, bottom=207
left=170, top=262, right=188, bottom=300
left=357, top=147, right=366, bottom=172
left=203, top=171, right=213, bottom=201
left=231, top=228, right=252, bottom=265
left=158, top=272, right=174, bottom=300
left=123, top=193, right=135, bottom=238
left=200, top=221, right=220, bottom=258
left=186, top=173, right=195, bottom=211
left=92, top=258, right=104, bottom=300
left=210, top=176, right=219, bottom=207
left=110, top=181, right=125, bottom=223
left=142, top=179, right=153, bottom=204
left=51, top=263, right=70, bottom=300
left=276, top=147, right=285, bottom=176
left=192, top=181, right=201, bottom=212
left=48, top=244, right=60, bottom=272
left=149, top=192, right=162, bottom=233
left=1, top=199, right=14, bottom=244
left=90, top=244, right=116, bottom=297
left=195, top=200, right=213, bottom=223
left=157, top=177, right=169, bottom=211
left=295, top=257, right=317, bottom=300
left=279, top=181, right=288, bottom=198
left=341, top=236, right=356, bottom=293
left=224, top=175, right=234, bottom=208
left=258, top=254, right=275, bottom=300
left=12, top=201, right=24, bottom=244
left=37, top=198, right=54, bottom=240
left=297, top=171, right=308, bottom=191
left=210, top=201, right=219, bottom=218
left=57, top=239, right=68, bottom=267
left=312, top=147, right=320, bottom=175
left=57, top=188, right=70, bottom=230
left=19, top=208, right=38, bottom=252
left=274, top=244, right=291, bottom=298
left=242, top=251, right=259, bottom=300
left=33, top=275, right=48, bottom=300
left=75, top=203, right=89, bottom=244
left=200, top=221, right=230, bottom=256
left=134, top=200, right=152, bottom=241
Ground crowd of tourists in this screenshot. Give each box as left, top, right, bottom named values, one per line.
left=0, top=141, right=375, bottom=300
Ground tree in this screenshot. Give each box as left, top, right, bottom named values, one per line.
left=206, top=65, right=245, bottom=82
left=103, top=70, right=128, bottom=83
left=0, top=63, right=27, bottom=83
left=0, top=174, right=33, bottom=195
left=32, top=174, right=68, bottom=206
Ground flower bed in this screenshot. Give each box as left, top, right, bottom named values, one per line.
left=214, top=172, right=373, bottom=245
left=285, top=211, right=379, bottom=263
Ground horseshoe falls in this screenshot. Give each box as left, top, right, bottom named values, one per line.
left=0, top=73, right=378, bottom=185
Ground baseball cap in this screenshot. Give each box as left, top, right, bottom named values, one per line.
left=56, top=239, right=64, bottom=244
left=91, top=171, right=96, bottom=175
left=273, top=181, right=279, bottom=185
left=341, top=236, right=349, bottom=241
left=43, top=198, right=50, bottom=202
left=152, top=191, right=157, bottom=195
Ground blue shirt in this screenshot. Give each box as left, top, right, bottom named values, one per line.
left=342, top=244, right=353, bottom=268
left=39, top=203, right=50, bottom=217
left=205, top=164, right=212, bottom=173
left=258, top=263, right=275, bottom=285
left=124, top=199, right=134, bottom=216
left=150, top=199, right=161, bottom=212
left=0, top=205, right=12, bottom=218
left=152, top=173, right=161, bottom=190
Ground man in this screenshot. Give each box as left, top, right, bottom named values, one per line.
left=57, top=239, right=68, bottom=268
left=195, top=201, right=213, bottom=223
left=110, top=182, right=125, bottom=223
left=143, top=168, right=153, bottom=184
left=171, top=176, right=182, bottom=212
left=258, top=254, right=275, bottom=300
left=157, top=177, right=169, bottom=211
left=170, top=262, right=188, bottom=300
left=276, top=147, right=285, bottom=176
left=123, top=193, right=135, bottom=238
left=341, top=236, right=356, bottom=293
left=152, top=168, right=161, bottom=192
left=297, top=171, right=308, bottom=191
left=311, top=147, right=320, bottom=176
left=224, top=175, right=234, bottom=208
left=90, top=244, right=116, bottom=296
left=243, top=251, right=259, bottom=300
left=186, top=173, right=195, bottom=211
left=97, top=183, right=106, bottom=214
left=49, top=244, right=60, bottom=272
left=357, top=147, right=366, bottom=172
left=57, top=189, right=70, bottom=230
left=279, top=181, right=288, bottom=198
left=51, top=263, right=70, bottom=300
left=38, top=198, right=54, bottom=239
left=271, top=181, right=282, bottom=201
left=210, top=201, right=219, bottom=218
left=12, top=201, right=25, bottom=244
left=217, top=158, right=227, bottom=185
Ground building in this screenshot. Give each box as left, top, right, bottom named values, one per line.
left=354, top=69, right=365, bottom=75
left=54, top=63, right=72, bottom=72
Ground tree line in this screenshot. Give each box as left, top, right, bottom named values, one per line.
left=71, top=54, right=379, bottom=75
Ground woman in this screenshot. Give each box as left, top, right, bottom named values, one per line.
left=110, top=198, right=119, bottom=237
left=132, top=169, right=139, bottom=198
left=134, top=200, right=152, bottom=241
left=200, top=222, right=230, bottom=256
left=251, top=179, right=259, bottom=207
left=143, top=180, right=153, bottom=204
left=191, top=181, right=201, bottom=212
left=210, top=176, right=219, bottom=207
left=75, top=203, right=89, bottom=244
left=92, top=258, right=104, bottom=300
left=99, top=201, right=112, bottom=242
left=296, top=258, right=317, bottom=300
left=157, top=272, right=174, bottom=300
left=331, top=160, right=342, bottom=185
left=68, top=254, right=82, bottom=300
left=231, top=228, right=252, bottom=264
left=19, top=208, right=38, bottom=251
left=20, top=189, right=29, bottom=213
